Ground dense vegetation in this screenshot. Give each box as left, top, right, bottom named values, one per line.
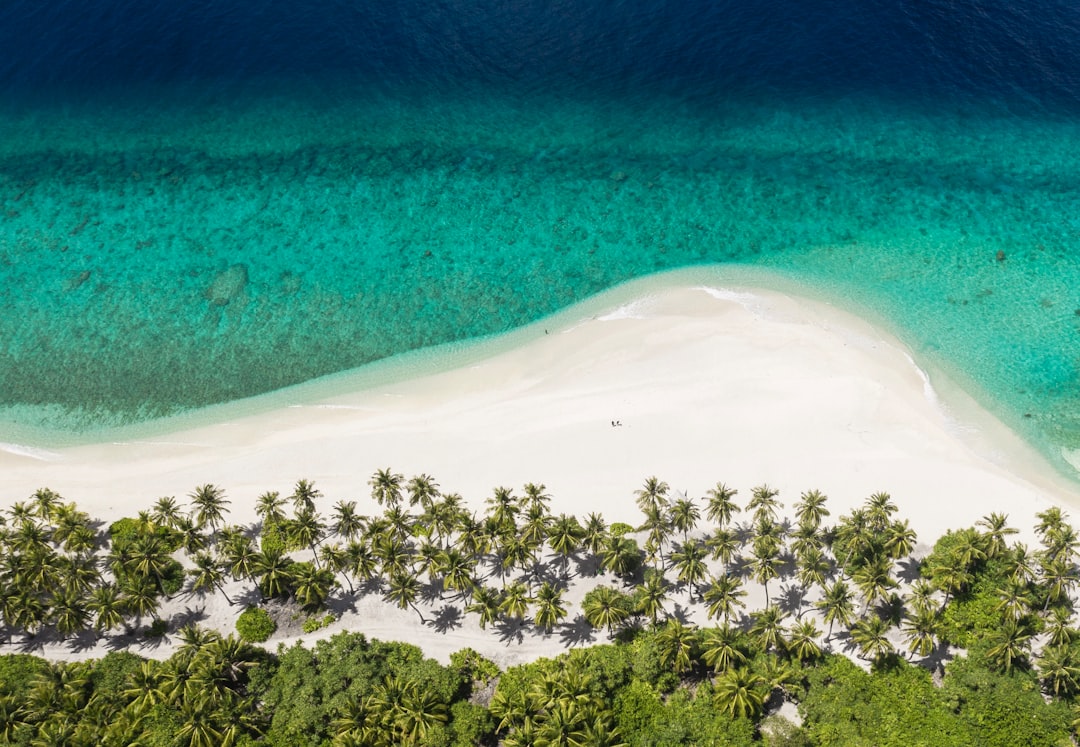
left=1, top=473, right=1079, bottom=744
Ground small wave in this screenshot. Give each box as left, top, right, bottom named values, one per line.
left=0, top=441, right=61, bottom=461
left=596, top=299, right=651, bottom=321
left=695, top=285, right=762, bottom=308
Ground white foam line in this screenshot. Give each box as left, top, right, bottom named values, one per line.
left=0, top=442, right=61, bottom=461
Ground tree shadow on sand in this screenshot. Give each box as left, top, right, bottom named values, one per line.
left=495, top=619, right=526, bottom=646
left=558, top=615, right=596, bottom=647
left=429, top=605, right=463, bottom=634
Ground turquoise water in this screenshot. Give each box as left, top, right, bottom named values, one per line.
left=2, top=83, right=1080, bottom=476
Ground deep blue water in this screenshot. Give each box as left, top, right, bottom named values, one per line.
left=2, top=0, right=1080, bottom=479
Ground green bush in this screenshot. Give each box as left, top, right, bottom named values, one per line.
left=610, top=522, right=635, bottom=537
left=160, top=559, right=186, bottom=597
left=146, top=619, right=168, bottom=638
left=302, top=614, right=336, bottom=634
left=237, top=607, right=277, bottom=643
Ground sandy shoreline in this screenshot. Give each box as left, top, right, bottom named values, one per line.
left=4, top=271, right=1080, bottom=663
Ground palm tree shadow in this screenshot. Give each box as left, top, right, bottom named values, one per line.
left=65, top=630, right=101, bottom=653
left=235, top=587, right=264, bottom=608
left=896, top=557, right=923, bottom=583
left=669, top=603, right=692, bottom=625
left=419, top=578, right=444, bottom=605
left=558, top=615, right=596, bottom=647
left=777, top=552, right=798, bottom=580
left=916, top=641, right=955, bottom=677
left=495, top=619, right=526, bottom=646
left=573, top=554, right=604, bottom=578
left=776, top=583, right=806, bottom=618
left=357, top=578, right=385, bottom=597
left=727, top=555, right=752, bottom=580
left=429, top=604, right=463, bottom=634
left=170, top=605, right=209, bottom=630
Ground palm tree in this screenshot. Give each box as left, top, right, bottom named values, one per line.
left=794, top=489, right=830, bottom=529
left=397, top=680, right=449, bottom=745
left=499, top=582, right=531, bottom=625
left=151, top=496, right=184, bottom=529
left=749, top=605, right=788, bottom=654
left=985, top=619, right=1033, bottom=673
left=851, top=556, right=897, bottom=614
left=547, top=514, right=584, bottom=580
left=465, top=585, right=503, bottom=629
left=289, top=508, right=325, bottom=563
left=522, top=483, right=552, bottom=514
left=902, top=607, right=939, bottom=659
left=50, top=588, right=90, bottom=639
left=747, top=484, right=782, bottom=524
left=670, top=541, right=708, bottom=601
left=787, top=619, right=823, bottom=662
left=817, top=580, right=856, bottom=643
left=188, top=552, right=234, bottom=604
left=581, top=513, right=609, bottom=557
left=850, top=615, right=894, bottom=664
left=638, top=504, right=672, bottom=571
left=995, top=579, right=1033, bottom=622
left=370, top=468, right=405, bottom=507
left=189, top=484, right=230, bottom=533
left=795, top=545, right=831, bottom=595
left=633, top=570, right=669, bottom=626
left=669, top=496, right=700, bottom=544
left=436, top=548, right=477, bottom=601
left=655, top=620, right=698, bottom=675
left=406, top=473, right=441, bottom=511
left=701, top=624, right=747, bottom=673
left=706, top=528, right=740, bottom=568
left=713, top=668, right=767, bottom=719
left=252, top=547, right=294, bottom=600
left=601, top=535, right=642, bottom=581
left=87, top=583, right=125, bottom=635
left=122, top=660, right=167, bottom=716
left=291, top=562, right=337, bottom=611
left=704, top=483, right=740, bottom=528
left=255, top=491, right=286, bottom=527
left=1038, top=645, right=1080, bottom=697
left=319, top=543, right=354, bottom=594
left=533, top=582, right=567, bottom=633
left=750, top=535, right=782, bottom=607
left=634, top=476, right=670, bottom=513
left=347, top=539, right=379, bottom=586
left=485, top=487, right=519, bottom=530
left=883, top=519, right=917, bottom=560
left=704, top=574, right=747, bottom=624
left=385, top=572, right=425, bottom=623
left=331, top=500, right=364, bottom=542
left=976, top=512, right=1018, bottom=559
left=582, top=586, right=632, bottom=635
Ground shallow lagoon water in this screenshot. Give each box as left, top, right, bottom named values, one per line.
left=1, top=2, right=1080, bottom=480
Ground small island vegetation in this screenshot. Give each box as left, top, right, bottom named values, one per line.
left=0, top=473, right=1077, bottom=744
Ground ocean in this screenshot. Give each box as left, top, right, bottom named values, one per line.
left=2, top=0, right=1080, bottom=477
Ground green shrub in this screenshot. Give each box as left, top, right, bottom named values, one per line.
left=449, top=647, right=500, bottom=685
left=237, top=607, right=277, bottom=643
left=160, top=559, right=186, bottom=597
left=610, top=522, right=635, bottom=537
left=302, top=614, right=336, bottom=634
left=146, top=619, right=168, bottom=638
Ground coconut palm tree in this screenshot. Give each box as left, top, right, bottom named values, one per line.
left=747, top=484, right=782, bottom=525
left=883, top=519, right=917, bottom=560
left=255, top=491, right=286, bottom=528
left=331, top=500, right=364, bottom=542
left=794, top=489, right=830, bottom=529
left=633, top=569, right=669, bottom=626
left=499, top=582, right=531, bottom=625
left=706, top=528, right=740, bottom=568
left=582, top=586, right=632, bottom=635
left=465, top=585, right=503, bottom=629
left=288, top=508, right=325, bottom=564
left=704, top=574, right=747, bottom=624
left=850, top=615, right=894, bottom=664
left=701, top=624, right=747, bottom=673
left=370, top=468, right=405, bottom=508
left=1038, top=644, right=1080, bottom=697
left=436, top=548, right=477, bottom=601
left=485, top=487, right=519, bottom=531
left=985, top=618, right=1033, bottom=673
left=581, top=513, right=608, bottom=557
left=291, top=562, right=337, bottom=611
left=851, top=556, right=897, bottom=614
left=670, top=541, right=709, bottom=601
left=638, top=503, right=672, bottom=571
left=189, top=484, right=230, bottom=534
left=787, top=619, right=823, bottom=662
left=795, top=545, right=831, bottom=596
left=188, top=552, right=234, bottom=605
left=634, top=477, right=670, bottom=514
left=533, top=582, right=567, bottom=633
left=547, top=514, right=584, bottom=581
left=669, top=496, right=700, bottom=544
left=252, top=547, right=294, bottom=600
left=385, top=572, right=425, bottom=623
left=705, top=483, right=740, bottom=528
left=902, top=606, right=939, bottom=659
left=655, top=619, right=698, bottom=675
left=713, top=668, right=767, bottom=719
left=976, top=512, right=1018, bottom=559
left=817, top=580, right=856, bottom=644
left=601, top=536, right=642, bottom=581
left=995, top=578, right=1034, bottom=622
left=150, top=496, right=184, bottom=530
left=406, top=473, right=441, bottom=512
left=50, top=588, right=90, bottom=639
left=87, top=583, right=124, bottom=635
left=749, top=605, right=788, bottom=654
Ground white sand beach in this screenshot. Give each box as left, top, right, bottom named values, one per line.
left=4, top=270, right=1080, bottom=665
